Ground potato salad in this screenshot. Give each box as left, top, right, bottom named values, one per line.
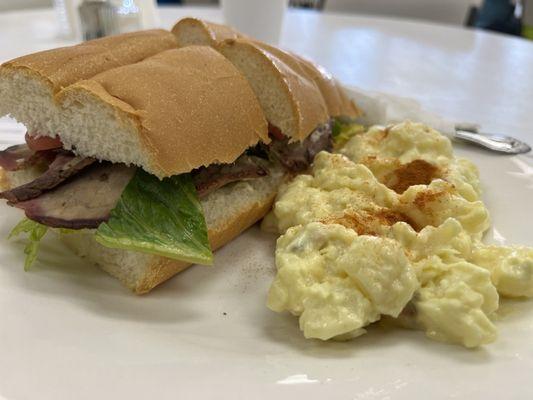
left=265, top=121, right=533, bottom=348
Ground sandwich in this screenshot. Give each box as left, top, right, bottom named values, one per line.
left=0, top=20, right=360, bottom=294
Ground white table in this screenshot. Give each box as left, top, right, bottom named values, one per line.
left=1, top=6, right=532, bottom=143
left=1, top=6, right=533, bottom=400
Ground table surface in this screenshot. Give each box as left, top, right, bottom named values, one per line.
left=1, top=7, right=533, bottom=400
left=0, top=5, right=532, bottom=143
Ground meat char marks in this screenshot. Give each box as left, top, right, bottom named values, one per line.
left=1, top=153, right=95, bottom=203
left=0, top=146, right=274, bottom=230
left=193, top=155, right=268, bottom=198
left=15, top=163, right=135, bottom=229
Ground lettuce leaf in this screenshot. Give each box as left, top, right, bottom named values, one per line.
left=332, top=118, right=365, bottom=148
left=8, top=218, right=48, bottom=271
left=95, top=170, right=213, bottom=265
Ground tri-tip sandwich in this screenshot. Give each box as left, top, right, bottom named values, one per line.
left=0, top=19, right=360, bottom=293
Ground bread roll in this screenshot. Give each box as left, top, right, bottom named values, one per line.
left=55, top=46, right=268, bottom=178
left=0, top=30, right=178, bottom=137
left=218, top=39, right=329, bottom=140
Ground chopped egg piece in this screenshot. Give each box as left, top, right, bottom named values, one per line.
left=415, top=258, right=499, bottom=348
left=471, top=246, right=533, bottom=298
left=341, top=121, right=454, bottom=167
left=268, top=222, right=418, bottom=340
left=392, top=220, right=499, bottom=347
left=397, top=180, right=490, bottom=240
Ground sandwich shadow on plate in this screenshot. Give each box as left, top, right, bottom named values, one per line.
left=1, top=224, right=204, bottom=324
left=0, top=207, right=278, bottom=325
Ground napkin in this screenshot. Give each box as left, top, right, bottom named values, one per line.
left=343, top=85, right=477, bottom=138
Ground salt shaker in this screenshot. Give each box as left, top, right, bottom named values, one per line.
left=78, top=0, right=118, bottom=40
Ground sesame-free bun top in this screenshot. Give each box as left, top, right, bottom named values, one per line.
left=172, top=17, right=361, bottom=121
left=172, top=17, right=244, bottom=47
left=293, top=54, right=361, bottom=118
left=56, top=46, right=269, bottom=178
left=1, top=29, right=178, bottom=93
left=0, top=30, right=179, bottom=137
left=218, top=38, right=329, bottom=141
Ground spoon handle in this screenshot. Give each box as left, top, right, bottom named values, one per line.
left=454, top=129, right=531, bottom=154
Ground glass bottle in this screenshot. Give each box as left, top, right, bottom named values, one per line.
left=78, top=0, right=118, bottom=40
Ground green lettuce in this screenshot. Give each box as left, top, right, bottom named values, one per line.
left=332, top=118, right=365, bottom=148
left=95, top=170, right=213, bottom=265
left=8, top=218, right=48, bottom=271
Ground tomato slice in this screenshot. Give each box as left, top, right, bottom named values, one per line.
left=268, top=124, right=286, bottom=141
left=25, top=132, right=63, bottom=151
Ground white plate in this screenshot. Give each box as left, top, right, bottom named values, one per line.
left=1, top=137, right=533, bottom=399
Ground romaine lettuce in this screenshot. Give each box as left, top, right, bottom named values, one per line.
left=8, top=218, right=48, bottom=270
left=95, top=170, right=213, bottom=265
left=332, top=118, right=365, bottom=148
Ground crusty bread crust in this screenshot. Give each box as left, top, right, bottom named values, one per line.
left=172, top=17, right=244, bottom=47
left=0, top=30, right=179, bottom=141
left=292, top=54, right=343, bottom=117
left=293, top=54, right=361, bottom=119
left=172, top=18, right=361, bottom=121
left=250, top=41, right=331, bottom=138
left=2, top=43, right=269, bottom=178
left=57, top=46, right=269, bottom=178
left=1, top=29, right=178, bottom=94
left=218, top=39, right=329, bottom=141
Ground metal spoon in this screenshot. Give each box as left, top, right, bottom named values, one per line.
left=454, top=129, right=531, bottom=154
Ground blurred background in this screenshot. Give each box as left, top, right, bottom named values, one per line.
left=0, top=0, right=531, bottom=39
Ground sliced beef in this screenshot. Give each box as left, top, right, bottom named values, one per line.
left=2, top=121, right=331, bottom=231
left=15, top=163, right=135, bottom=229
left=267, top=121, right=332, bottom=172
left=305, top=122, right=334, bottom=161
left=0, top=144, right=33, bottom=171
left=268, top=139, right=308, bottom=172
left=193, top=155, right=269, bottom=198
left=0, top=144, right=55, bottom=172
left=1, top=153, right=95, bottom=203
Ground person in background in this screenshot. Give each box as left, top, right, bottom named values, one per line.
left=523, top=0, right=533, bottom=37
left=475, top=0, right=522, bottom=35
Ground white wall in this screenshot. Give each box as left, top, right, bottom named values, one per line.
left=0, top=0, right=52, bottom=12
left=324, top=0, right=482, bottom=25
